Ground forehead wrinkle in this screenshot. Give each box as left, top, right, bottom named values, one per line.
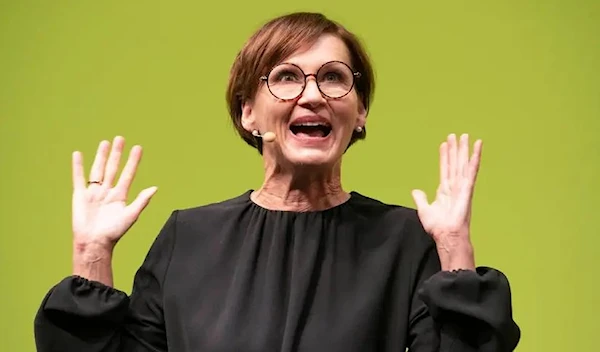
left=278, top=37, right=352, bottom=73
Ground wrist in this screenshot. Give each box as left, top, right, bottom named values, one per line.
left=72, top=242, right=115, bottom=286
left=436, top=239, right=476, bottom=271
left=73, top=241, right=114, bottom=263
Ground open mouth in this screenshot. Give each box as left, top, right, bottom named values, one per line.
left=289, top=122, right=332, bottom=138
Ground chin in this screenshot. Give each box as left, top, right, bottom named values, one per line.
left=284, top=149, right=339, bottom=168
left=278, top=129, right=344, bottom=168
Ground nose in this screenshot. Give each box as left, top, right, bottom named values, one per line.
left=297, top=76, right=326, bottom=107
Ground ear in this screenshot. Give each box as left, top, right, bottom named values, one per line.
left=241, top=101, right=255, bottom=132
left=356, top=100, right=367, bottom=129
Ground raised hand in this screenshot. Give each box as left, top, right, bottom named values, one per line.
left=411, top=133, right=482, bottom=271
left=72, top=136, right=157, bottom=253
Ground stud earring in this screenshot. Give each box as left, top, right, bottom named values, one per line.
left=355, top=126, right=363, bottom=133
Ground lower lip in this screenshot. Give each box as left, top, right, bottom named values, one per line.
left=287, top=129, right=332, bottom=145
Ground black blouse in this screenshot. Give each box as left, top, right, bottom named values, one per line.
left=34, top=190, right=521, bottom=351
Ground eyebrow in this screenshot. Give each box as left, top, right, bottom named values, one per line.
left=276, top=60, right=352, bottom=72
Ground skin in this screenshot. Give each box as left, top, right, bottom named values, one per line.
left=240, top=34, right=366, bottom=212
left=71, top=35, right=481, bottom=287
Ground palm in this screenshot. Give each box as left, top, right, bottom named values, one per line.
left=71, top=136, right=157, bottom=249
left=72, top=196, right=129, bottom=245
left=412, top=134, right=482, bottom=244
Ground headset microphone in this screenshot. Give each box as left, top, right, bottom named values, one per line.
left=252, top=130, right=276, bottom=143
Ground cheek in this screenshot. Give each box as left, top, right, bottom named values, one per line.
left=269, top=102, right=295, bottom=124
left=330, top=99, right=360, bottom=127
left=254, top=93, right=294, bottom=124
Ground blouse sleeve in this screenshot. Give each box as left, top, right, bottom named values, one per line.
left=407, top=244, right=521, bottom=352
left=33, top=211, right=178, bottom=352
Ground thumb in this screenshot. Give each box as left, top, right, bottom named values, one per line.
left=126, top=186, right=158, bottom=220
left=411, top=189, right=429, bottom=210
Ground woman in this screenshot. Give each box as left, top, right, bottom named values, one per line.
left=34, top=12, right=520, bottom=352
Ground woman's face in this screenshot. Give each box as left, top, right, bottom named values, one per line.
left=242, top=34, right=367, bottom=169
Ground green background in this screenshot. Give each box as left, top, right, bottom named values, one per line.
left=1, top=1, right=598, bottom=350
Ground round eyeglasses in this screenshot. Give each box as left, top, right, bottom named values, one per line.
left=260, top=61, right=361, bottom=101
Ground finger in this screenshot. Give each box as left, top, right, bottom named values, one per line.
left=439, top=141, right=449, bottom=187
left=114, top=145, right=143, bottom=197
left=125, top=186, right=158, bottom=221
left=72, top=151, right=86, bottom=190
left=411, top=189, right=429, bottom=210
left=447, top=134, right=457, bottom=184
left=468, top=139, right=483, bottom=186
left=458, top=133, right=469, bottom=177
left=89, top=140, right=111, bottom=185
left=103, top=136, right=125, bottom=187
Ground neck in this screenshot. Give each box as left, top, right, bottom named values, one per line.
left=251, top=161, right=349, bottom=212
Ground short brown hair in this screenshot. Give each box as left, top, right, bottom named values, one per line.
left=226, top=12, right=375, bottom=153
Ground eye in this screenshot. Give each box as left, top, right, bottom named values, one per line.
left=274, top=70, right=301, bottom=83
left=322, top=72, right=341, bottom=82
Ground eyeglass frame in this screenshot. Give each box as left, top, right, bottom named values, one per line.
left=259, top=60, right=362, bottom=101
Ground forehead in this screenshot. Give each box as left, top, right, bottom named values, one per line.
left=281, top=34, right=352, bottom=71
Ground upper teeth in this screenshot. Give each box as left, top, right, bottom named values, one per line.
left=296, top=122, right=325, bottom=126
